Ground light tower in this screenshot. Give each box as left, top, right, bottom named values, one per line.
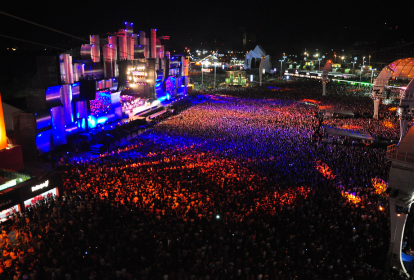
left=322, top=60, right=332, bottom=96
left=0, top=92, right=7, bottom=150
left=383, top=74, right=414, bottom=277
left=259, top=55, right=266, bottom=86
left=386, top=127, right=414, bottom=277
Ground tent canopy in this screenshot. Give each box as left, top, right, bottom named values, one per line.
left=319, top=106, right=354, bottom=116
left=324, top=126, right=374, bottom=140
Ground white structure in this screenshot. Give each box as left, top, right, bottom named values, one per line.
left=372, top=58, right=414, bottom=120
left=322, top=60, right=332, bottom=96
left=244, top=45, right=272, bottom=73
left=386, top=128, right=414, bottom=277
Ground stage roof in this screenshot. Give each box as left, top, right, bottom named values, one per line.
left=324, top=126, right=374, bottom=140
left=397, top=127, right=414, bottom=155
left=319, top=106, right=354, bottom=117
left=389, top=58, right=414, bottom=79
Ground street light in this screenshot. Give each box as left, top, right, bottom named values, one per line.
left=318, top=58, right=322, bottom=72
left=351, top=61, right=356, bottom=76
left=353, top=57, right=357, bottom=75
left=371, top=68, right=376, bottom=83
left=201, top=60, right=204, bottom=85
left=363, top=56, right=365, bottom=67
left=213, top=62, right=217, bottom=88
left=279, top=60, right=284, bottom=78
left=369, top=55, right=371, bottom=66
left=280, top=56, right=286, bottom=78
left=201, top=60, right=208, bottom=86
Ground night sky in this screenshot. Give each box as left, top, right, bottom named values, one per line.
left=0, top=1, right=412, bottom=55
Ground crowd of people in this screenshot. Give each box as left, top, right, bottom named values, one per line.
left=1, top=80, right=412, bottom=280
left=211, top=81, right=406, bottom=140
left=90, top=92, right=112, bottom=116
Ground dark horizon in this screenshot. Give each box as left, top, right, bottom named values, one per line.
left=1, top=2, right=413, bottom=56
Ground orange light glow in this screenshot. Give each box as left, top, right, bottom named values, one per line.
left=273, top=186, right=311, bottom=209
left=342, top=125, right=361, bottom=130
left=315, top=159, right=336, bottom=180
left=95, top=146, right=312, bottom=212
left=302, top=99, right=321, bottom=104
left=0, top=93, right=8, bottom=150
left=342, top=192, right=361, bottom=204
left=371, top=177, right=388, bottom=195
left=389, top=107, right=397, bottom=111
left=382, top=121, right=394, bottom=128
left=379, top=206, right=384, bottom=211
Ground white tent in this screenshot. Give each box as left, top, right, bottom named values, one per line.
left=244, top=45, right=272, bottom=73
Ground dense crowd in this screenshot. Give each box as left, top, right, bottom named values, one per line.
left=211, top=81, right=406, bottom=140
left=90, top=93, right=112, bottom=116
left=1, top=81, right=412, bottom=280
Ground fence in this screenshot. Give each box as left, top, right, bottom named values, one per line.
left=386, top=144, right=414, bottom=164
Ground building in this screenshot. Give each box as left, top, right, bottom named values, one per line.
left=0, top=169, right=62, bottom=223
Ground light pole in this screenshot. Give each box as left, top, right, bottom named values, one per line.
left=280, top=56, right=287, bottom=78
left=214, top=62, right=217, bottom=88
left=353, top=57, right=357, bottom=74
left=363, top=56, right=365, bottom=67
left=201, top=60, right=204, bottom=85
left=371, top=68, right=376, bottom=84
left=318, top=58, right=322, bottom=72
left=359, top=65, right=363, bottom=88
left=369, top=55, right=371, bottom=66
left=279, top=59, right=283, bottom=78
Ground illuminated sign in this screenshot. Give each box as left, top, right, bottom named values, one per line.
left=31, top=180, right=49, bottom=192
left=25, top=188, right=56, bottom=208
left=0, top=179, right=17, bottom=191
left=132, top=71, right=146, bottom=76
